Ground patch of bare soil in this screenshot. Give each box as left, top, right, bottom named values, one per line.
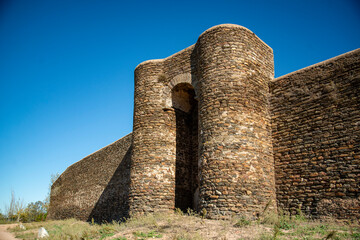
left=0, top=224, right=20, bottom=240
left=108, top=214, right=272, bottom=240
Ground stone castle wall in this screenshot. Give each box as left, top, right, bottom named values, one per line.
left=48, top=24, right=359, bottom=222
left=48, top=134, right=132, bottom=222
left=270, top=49, right=360, bottom=219
left=130, top=24, right=276, bottom=219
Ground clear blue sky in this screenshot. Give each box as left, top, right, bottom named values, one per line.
left=0, top=0, right=359, bottom=212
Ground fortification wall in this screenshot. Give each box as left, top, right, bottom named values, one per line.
left=270, top=49, right=360, bottom=218
left=130, top=24, right=276, bottom=218
left=48, top=134, right=132, bottom=222
left=48, top=24, right=359, bottom=222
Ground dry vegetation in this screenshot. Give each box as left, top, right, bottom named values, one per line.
left=7, top=209, right=360, bottom=240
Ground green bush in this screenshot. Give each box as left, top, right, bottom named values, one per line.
left=0, top=213, right=10, bottom=224
left=17, top=201, right=47, bottom=223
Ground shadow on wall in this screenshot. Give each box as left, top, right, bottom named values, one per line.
left=87, top=147, right=132, bottom=223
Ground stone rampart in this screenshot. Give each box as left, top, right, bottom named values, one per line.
left=270, top=49, right=360, bottom=218
left=48, top=134, right=132, bottom=222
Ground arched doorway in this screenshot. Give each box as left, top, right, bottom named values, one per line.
left=172, top=83, right=199, bottom=212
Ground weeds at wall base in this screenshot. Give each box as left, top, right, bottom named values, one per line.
left=6, top=210, right=360, bottom=240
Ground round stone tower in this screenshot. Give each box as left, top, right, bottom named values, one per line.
left=195, top=24, right=276, bottom=218
left=129, top=24, right=276, bottom=219
left=129, top=60, right=177, bottom=216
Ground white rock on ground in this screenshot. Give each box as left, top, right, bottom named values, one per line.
left=19, top=224, right=26, bottom=230
left=38, top=227, right=49, bottom=238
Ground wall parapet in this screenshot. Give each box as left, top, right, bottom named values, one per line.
left=272, top=48, right=360, bottom=83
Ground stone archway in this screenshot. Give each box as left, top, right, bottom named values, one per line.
left=172, top=83, right=199, bottom=212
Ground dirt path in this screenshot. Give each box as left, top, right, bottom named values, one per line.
left=0, top=224, right=20, bottom=240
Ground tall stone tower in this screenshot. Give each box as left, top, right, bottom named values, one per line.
left=129, top=24, right=276, bottom=218
left=195, top=25, right=276, bottom=218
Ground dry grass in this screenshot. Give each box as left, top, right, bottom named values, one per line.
left=7, top=210, right=360, bottom=240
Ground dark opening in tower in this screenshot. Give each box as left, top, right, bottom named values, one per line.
left=172, top=83, right=199, bottom=212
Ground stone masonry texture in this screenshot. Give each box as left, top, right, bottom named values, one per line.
left=48, top=134, right=132, bottom=222
left=194, top=25, right=276, bottom=218
left=48, top=24, right=360, bottom=222
left=270, top=49, right=360, bottom=219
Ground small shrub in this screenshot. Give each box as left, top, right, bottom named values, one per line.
left=186, top=208, right=197, bottom=217
left=99, top=225, right=115, bottom=239
left=351, top=232, right=360, bottom=239
left=294, top=205, right=307, bottom=222
left=278, top=220, right=293, bottom=230
left=158, top=74, right=167, bottom=84
left=175, top=208, right=184, bottom=216
left=315, top=224, right=329, bottom=235
left=273, top=223, right=281, bottom=239
left=324, top=230, right=337, bottom=239
left=233, top=216, right=251, bottom=228
left=260, top=211, right=278, bottom=225
left=200, top=208, right=207, bottom=219
left=133, top=230, right=162, bottom=238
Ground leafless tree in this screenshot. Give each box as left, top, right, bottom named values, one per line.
left=4, top=191, right=25, bottom=222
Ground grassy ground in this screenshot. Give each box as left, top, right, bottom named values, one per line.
left=7, top=210, right=360, bottom=240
